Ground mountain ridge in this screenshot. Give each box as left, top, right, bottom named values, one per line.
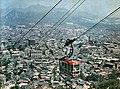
left=0, top=4, right=120, bottom=29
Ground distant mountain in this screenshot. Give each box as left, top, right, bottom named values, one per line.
left=1, top=4, right=69, bottom=27
left=1, top=4, right=119, bottom=29
left=0, top=8, right=13, bottom=17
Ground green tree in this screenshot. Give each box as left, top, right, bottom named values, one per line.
left=2, top=56, right=10, bottom=66
left=90, top=79, right=120, bottom=89
left=80, top=71, right=85, bottom=80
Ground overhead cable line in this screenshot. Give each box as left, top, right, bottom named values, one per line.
left=13, top=0, right=63, bottom=47
left=64, top=6, right=120, bottom=47
left=36, top=0, right=86, bottom=48
left=40, top=0, right=84, bottom=39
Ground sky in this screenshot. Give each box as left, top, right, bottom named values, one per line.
left=1, top=0, right=120, bottom=18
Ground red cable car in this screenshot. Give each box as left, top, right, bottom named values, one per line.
left=59, top=57, right=81, bottom=77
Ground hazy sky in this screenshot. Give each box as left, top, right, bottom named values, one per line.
left=1, top=0, right=120, bottom=18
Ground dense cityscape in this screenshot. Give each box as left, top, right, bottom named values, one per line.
left=0, top=22, right=120, bottom=89
left=0, top=0, right=120, bottom=89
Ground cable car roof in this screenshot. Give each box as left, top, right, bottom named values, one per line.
left=60, top=58, right=80, bottom=65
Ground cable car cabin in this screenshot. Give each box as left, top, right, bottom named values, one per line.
left=59, top=58, right=80, bottom=78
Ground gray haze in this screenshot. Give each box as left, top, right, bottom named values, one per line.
left=1, top=0, right=120, bottom=18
